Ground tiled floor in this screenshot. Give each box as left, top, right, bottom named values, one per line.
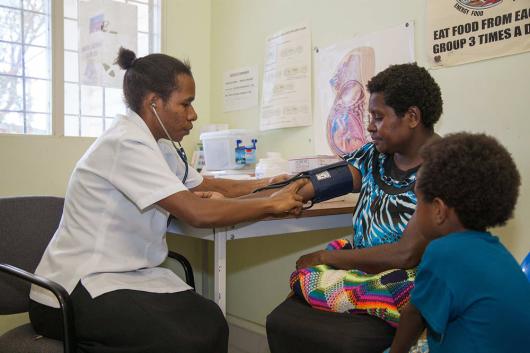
left=228, top=322, right=270, bottom=353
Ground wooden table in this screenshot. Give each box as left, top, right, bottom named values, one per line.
left=168, top=200, right=355, bottom=314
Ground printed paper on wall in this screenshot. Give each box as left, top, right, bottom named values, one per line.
left=427, top=0, right=530, bottom=67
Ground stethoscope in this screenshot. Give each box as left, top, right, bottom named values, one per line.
left=151, top=103, right=188, bottom=183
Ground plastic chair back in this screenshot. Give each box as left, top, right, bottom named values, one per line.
left=0, top=196, right=64, bottom=314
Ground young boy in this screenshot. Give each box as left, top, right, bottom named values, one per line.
left=390, top=132, right=530, bottom=353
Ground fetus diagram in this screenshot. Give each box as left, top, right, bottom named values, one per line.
left=326, top=47, right=375, bottom=156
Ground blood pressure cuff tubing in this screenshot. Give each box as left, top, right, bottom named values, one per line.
left=306, top=160, right=353, bottom=203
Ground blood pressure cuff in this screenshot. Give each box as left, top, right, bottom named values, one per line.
left=305, top=160, right=353, bottom=203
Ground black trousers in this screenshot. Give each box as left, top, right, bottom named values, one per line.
left=29, top=283, right=228, bottom=353
left=266, top=296, right=395, bottom=353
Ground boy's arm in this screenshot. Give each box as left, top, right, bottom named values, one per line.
left=389, top=303, right=425, bottom=353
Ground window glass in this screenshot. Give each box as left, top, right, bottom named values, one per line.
left=63, top=0, right=77, bottom=19
left=23, top=0, right=48, bottom=13
left=0, top=76, right=23, bottom=111
left=63, top=18, right=77, bottom=51
left=64, top=0, right=160, bottom=137
left=64, top=51, right=78, bottom=82
left=23, top=11, right=49, bottom=46
left=0, top=0, right=160, bottom=136
left=0, top=42, right=23, bottom=75
left=81, top=116, right=103, bottom=137
left=25, top=78, right=50, bottom=112
left=133, top=2, right=149, bottom=32
left=27, top=112, right=50, bottom=134
left=64, top=114, right=79, bottom=136
left=64, top=82, right=79, bottom=114
left=24, top=46, right=50, bottom=79
left=137, top=32, right=149, bottom=57
left=81, top=85, right=103, bottom=116
left=104, top=87, right=125, bottom=117
left=0, top=112, right=24, bottom=134
left=0, top=0, right=50, bottom=135
left=0, top=7, right=21, bottom=42
left=0, top=0, right=21, bottom=7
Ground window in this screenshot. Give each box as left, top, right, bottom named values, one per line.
left=64, top=0, right=160, bottom=137
left=0, top=0, right=160, bottom=137
left=0, top=0, right=52, bottom=134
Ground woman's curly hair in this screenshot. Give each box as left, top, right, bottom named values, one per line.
left=367, top=63, right=443, bottom=129
left=417, top=132, right=520, bottom=231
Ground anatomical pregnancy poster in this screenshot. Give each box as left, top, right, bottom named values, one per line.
left=314, top=22, right=414, bottom=156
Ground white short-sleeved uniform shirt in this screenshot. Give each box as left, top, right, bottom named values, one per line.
left=30, top=110, right=203, bottom=308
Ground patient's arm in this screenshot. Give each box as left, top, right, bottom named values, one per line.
left=296, top=164, right=362, bottom=202
left=295, top=213, right=428, bottom=273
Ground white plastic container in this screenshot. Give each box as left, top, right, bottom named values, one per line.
left=255, top=152, right=289, bottom=179
left=200, top=129, right=253, bottom=171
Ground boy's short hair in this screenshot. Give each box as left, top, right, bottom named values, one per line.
left=367, top=63, right=443, bottom=129
left=417, top=132, right=520, bottom=231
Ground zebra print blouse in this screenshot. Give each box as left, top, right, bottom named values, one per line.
left=345, top=143, right=418, bottom=249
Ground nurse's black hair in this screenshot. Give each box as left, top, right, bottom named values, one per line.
left=367, top=63, right=443, bottom=129
left=417, top=132, right=520, bottom=231
left=115, top=47, right=192, bottom=114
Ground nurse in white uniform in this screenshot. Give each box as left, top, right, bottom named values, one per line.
left=28, top=47, right=306, bottom=353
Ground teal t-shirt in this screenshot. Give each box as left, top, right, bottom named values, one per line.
left=411, top=231, right=530, bottom=353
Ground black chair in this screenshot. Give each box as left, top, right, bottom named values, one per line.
left=0, top=196, right=195, bottom=353
left=266, top=295, right=395, bottom=353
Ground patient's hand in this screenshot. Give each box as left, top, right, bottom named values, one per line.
left=194, top=191, right=225, bottom=199
left=296, top=250, right=326, bottom=269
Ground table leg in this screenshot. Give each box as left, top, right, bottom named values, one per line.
left=201, top=240, right=209, bottom=296
left=214, top=229, right=227, bottom=315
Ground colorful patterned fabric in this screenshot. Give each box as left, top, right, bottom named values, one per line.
left=344, top=143, right=418, bottom=248
left=325, top=239, right=353, bottom=250
left=291, top=239, right=415, bottom=327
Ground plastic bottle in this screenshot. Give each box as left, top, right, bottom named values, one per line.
left=255, top=152, right=289, bottom=179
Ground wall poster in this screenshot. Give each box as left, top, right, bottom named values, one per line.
left=314, top=23, right=415, bottom=156
left=427, top=0, right=530, bottom=67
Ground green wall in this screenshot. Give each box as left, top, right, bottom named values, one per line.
left=2, top=0, right=530, bottom=335
left=0, top=0, right=213, bottom=335
left=209, top=0, right=530, bottom=329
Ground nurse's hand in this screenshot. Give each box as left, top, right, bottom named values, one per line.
left=269, top=179, right=308, bottom=216
left=267, top=173, right=290, bottom=184
left=194, top=191, right=225, bottom=199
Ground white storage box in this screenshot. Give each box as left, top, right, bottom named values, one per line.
left=200, top=129, right=254, bottom=171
